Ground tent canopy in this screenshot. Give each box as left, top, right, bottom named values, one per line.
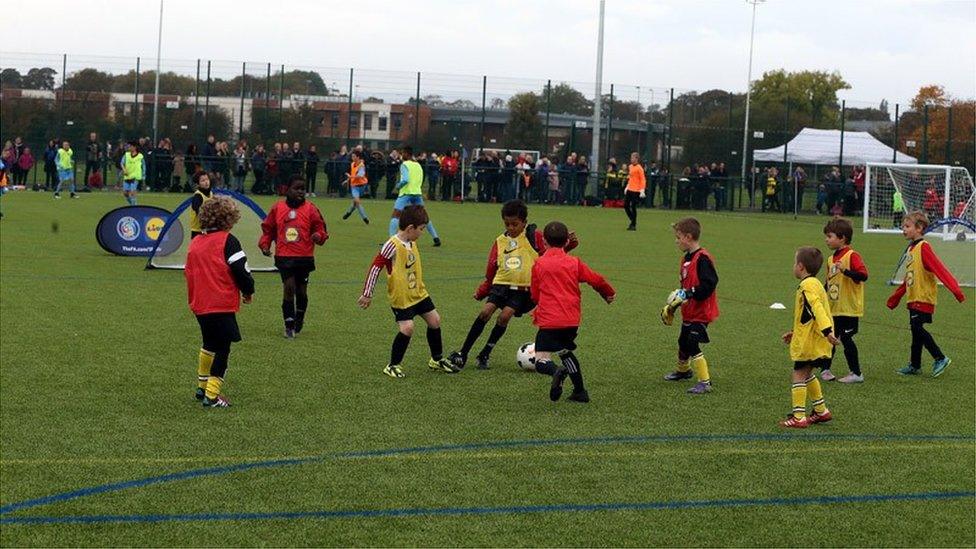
left=753, top=127, right=916, bottom=165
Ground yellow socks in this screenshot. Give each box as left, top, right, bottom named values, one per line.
left=205, top=376, right=224, bottom=400
left=691, top=354, right=710, bottom=384
left=791, top=381, right=807, bottom=419
left=806, top=375, right=827, bottom=413
left=197, top=349, right=215, bottom=390
left=676, top=359, right=691, bottom=373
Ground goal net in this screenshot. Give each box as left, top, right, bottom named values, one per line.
left=863, top=163, right=976, bottom=234
left=889, top=217, right=975, bottom=288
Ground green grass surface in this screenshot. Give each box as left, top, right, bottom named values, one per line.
left=1, top=191, right=973, bottom=547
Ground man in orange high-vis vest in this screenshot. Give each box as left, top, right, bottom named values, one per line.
left=341, top=149, right=370, bottom=224
left=624, top=152, right=646, bottom=231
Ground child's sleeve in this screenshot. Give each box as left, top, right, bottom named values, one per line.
left=844, top=251, right=869, bottom=283
left=530, top=263, right=542, bottom=304
left=363, top=240, right=396, bottom=298
left=310, top=206, right=329, bottom=245
left=804, top=284, right=833, bottom=335
left=191, top=193, right=204, bottom=214
left=689, top=254, right=718, bottom=300
left=258, top=204, right=277, bottom=252
left=920, top=242, right=966, bottom=302
left=578, top=259, right=615, bottom=299
left=224, top=234, right=255, bottom=296
left=475, top=241, right=499, bottom=300
left=396, top=164, right=409, bottom=190
left=887, top=282, right=906, bottom=309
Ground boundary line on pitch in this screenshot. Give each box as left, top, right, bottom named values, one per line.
left=1, top=439, right=970, bottom=467
left=1, top=490, right=972, bottom=526
left=1, top=433, right=972, bottom=516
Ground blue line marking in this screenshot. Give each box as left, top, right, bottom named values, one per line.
left=1, top=433, right=972, bottom=516
left=2, top=491, right=972, bottom=525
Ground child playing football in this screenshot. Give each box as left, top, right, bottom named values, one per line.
left=53, top=140, right=77, bottom=199
left=448, top=199, right=578, bottom=370
left=531, top=221, right=615, bottom=403
left=185, top=196, right=255, bottom=408
left=887, top=212, right=966, bottom=377
left=341, top=149, right=370, bottom=224
left=780, top=246, right=839, bottom=428
left=188, top=171, right=213, bottom=239
left=259, top=176, right=328, bottom=338
left=821, top=218, right=868, bottom=383
left=121, top=142, right=144, bottom=205
left=389, top=146, right=441, bottom=246
left=661, top=217, right=719, bottom=394
left=359, top=205, right=456, bottom=378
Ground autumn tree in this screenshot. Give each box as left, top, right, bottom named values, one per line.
left=504, top=92, right=543, bottom=149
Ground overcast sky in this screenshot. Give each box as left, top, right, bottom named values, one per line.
left=3, top=0, right=974, bottom=107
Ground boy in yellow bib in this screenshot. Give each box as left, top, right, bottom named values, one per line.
left=448, top=199, right=577, bottom=370
left=359, top=205, right=457, bottom=377
left=780, top=247, right=839, bottom=428
left=821, top=218, right=869, bottom=383
left=887, top=212, right=966, bottom=377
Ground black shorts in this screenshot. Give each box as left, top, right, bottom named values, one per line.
left=909, top=310, right=933, bottom=327
left=679, top=322, right=710, bottom=345
left=535, top=327, right=578, bottom=353
left=196, top=312, right=242, bottom=345
left=833, top=316, right=859, bottom=338
left=392, top=296, right=436, bottom=322
left=275, top=256, right=316, bottom=283
left=794, top=357, right=830, bottom=371
left=486, top=285, right=536, bottom=317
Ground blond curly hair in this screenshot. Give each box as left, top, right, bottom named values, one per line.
left=198, top=196, right=241, bottom=231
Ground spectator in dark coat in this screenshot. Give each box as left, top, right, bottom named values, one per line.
left=304, top=145, right=319, bottom=196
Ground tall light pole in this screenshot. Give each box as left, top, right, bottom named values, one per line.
left=590, top=0, right=606, bottom=197
left=151, top=0, right=164, bottom=145
left=739, top=0, right=763, bottom=188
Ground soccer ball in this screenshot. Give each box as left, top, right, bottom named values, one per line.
left=516, top=342, right=536, bottom=371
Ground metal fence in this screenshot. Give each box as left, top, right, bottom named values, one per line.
left=2, top=52, right=973, bottom=214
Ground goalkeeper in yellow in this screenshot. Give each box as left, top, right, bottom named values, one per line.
left=661, top=218, right=719, bottom=394
left=780, top=246, right=839, bottom=428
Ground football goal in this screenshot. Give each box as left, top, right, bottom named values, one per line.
left=863, top=163, right=975, bottom=234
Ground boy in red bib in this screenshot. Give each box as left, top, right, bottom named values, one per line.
left=531, top=221, right=615, bottom=403
left=185, top=196, right=255, bottom=408
left=259, top=176, right=328, bottom=338
left=661, top=217, right=719, bottom=394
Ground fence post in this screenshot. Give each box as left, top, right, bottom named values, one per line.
left=203, top=60, right=211, bottom=139
left=56, top=54, right=67, bottom=135
left=479, top=76, right=487, bottom=155
left=838, top=99, right=846, bottom=168
left=194, top=59, right=200, bottom=144
left=346, top=68, right=353, bottom=146
left=892, top=103, right=899, bottom=163
left=134, top=57, right=141, bottom=135
left=666, top=88, right=674, bottom=174
left=238, top=62, right=246, bottom=141
left=278, top=65, right=284, bottom=133
left=922, top=104, right=929, bottom=164
left=605, top=84, right=614, bottom=163
left=414, top=71, right=421, bottom=145
left=265, top=63, right=271, bottom=140
left=543, top=80, right=551, bottom=155
left=945, top=105, right=953, bottom=166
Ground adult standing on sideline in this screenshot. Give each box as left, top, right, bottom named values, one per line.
left=623, top=152, right=646, bottom=231
left=305, top=145, right=319, bottom=197
left=84, top=132, right=102, bottom=192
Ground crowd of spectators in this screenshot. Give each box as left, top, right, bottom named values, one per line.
left=759, top=164, right=866, bottom=215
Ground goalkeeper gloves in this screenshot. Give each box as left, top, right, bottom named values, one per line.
left=660, top=289, right=688, bottom=326
left=661, top=303, right=675, bottom=326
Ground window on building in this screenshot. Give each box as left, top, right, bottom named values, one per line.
left=330, top=111, right=340, bottom=129
left=378, top=116, right=388, bottom=131
left=392, top=113, right=403, bottom=131
left=349, top=112, right=359, bottom=129
left=363, top=113, right=373, bottom=131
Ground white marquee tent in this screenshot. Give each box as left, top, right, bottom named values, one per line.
left=753, top=127, right=917, bottom=165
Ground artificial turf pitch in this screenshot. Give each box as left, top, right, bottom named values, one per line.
left=0, top=192, right=973, bottom=546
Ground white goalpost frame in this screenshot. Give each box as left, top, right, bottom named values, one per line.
left=863, top=162, right=974, bottom=236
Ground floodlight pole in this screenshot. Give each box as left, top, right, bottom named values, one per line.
left=151, top=0, right=163, bottom=146
left=739, top=0, right=763, bottom=191
left=590, top=0, right=606, bottom=201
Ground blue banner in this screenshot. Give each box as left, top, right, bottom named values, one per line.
left=95, top=206, right=184, bottom=256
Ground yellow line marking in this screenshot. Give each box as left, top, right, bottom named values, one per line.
left=1, top=441, right=970, bottom=467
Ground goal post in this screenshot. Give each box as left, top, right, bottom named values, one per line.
left=863, top=162, right=975, bottom=234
